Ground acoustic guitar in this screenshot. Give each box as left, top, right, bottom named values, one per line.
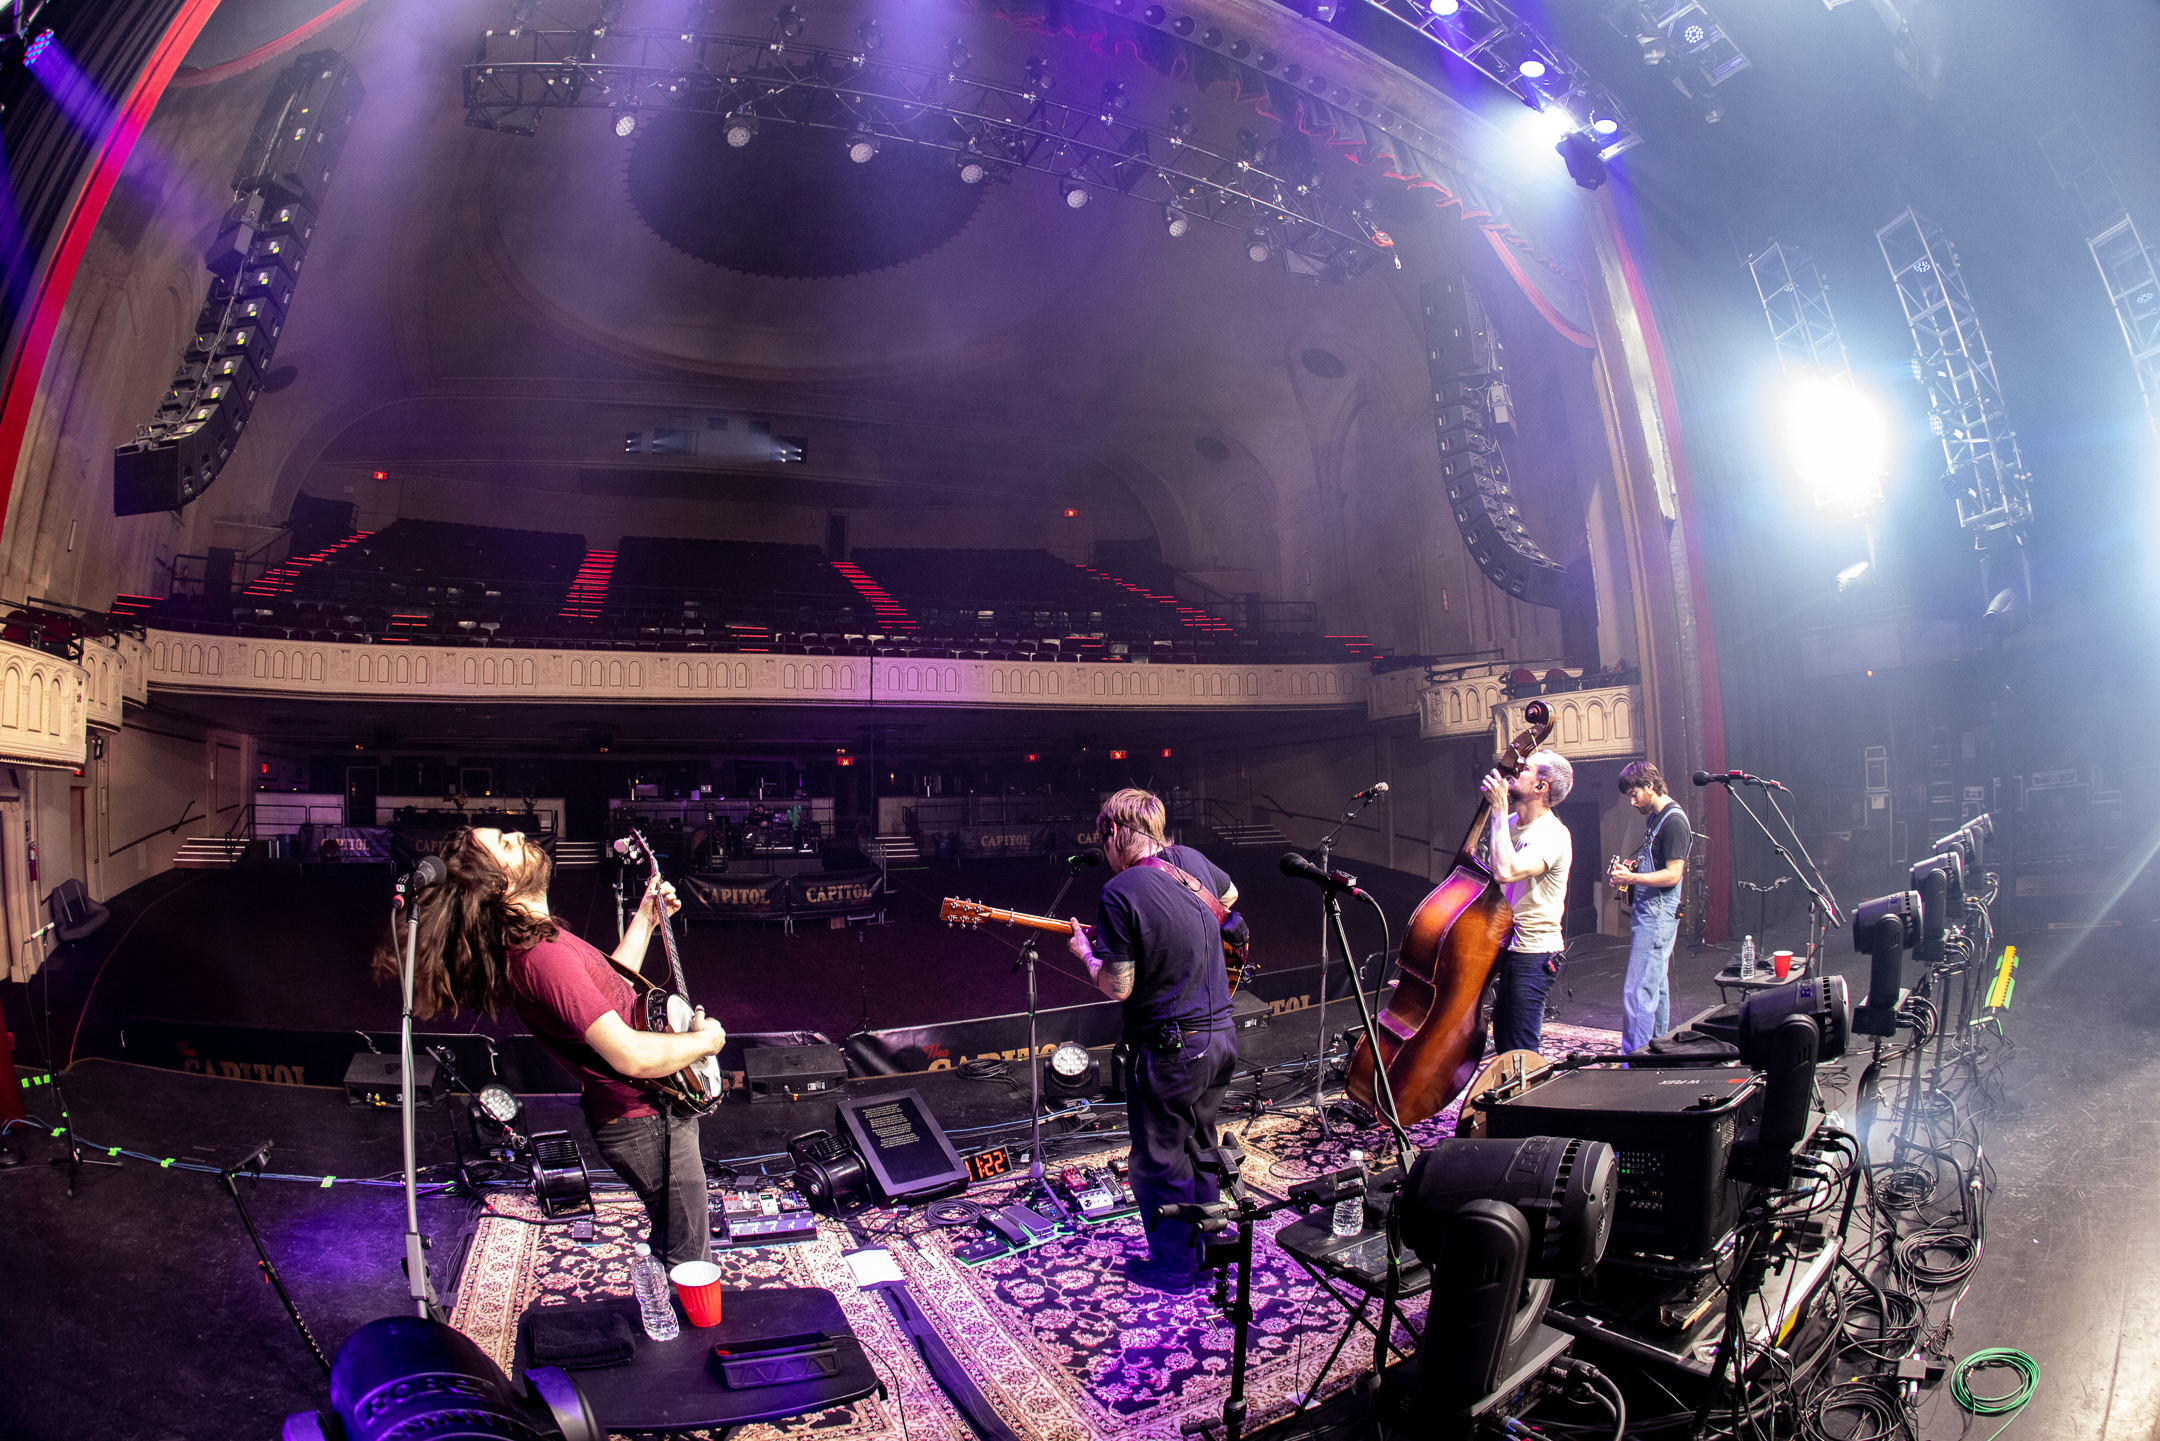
left=940, top=896, right=1252, bottom=994
left=612, top=827, right=725, bottom=1113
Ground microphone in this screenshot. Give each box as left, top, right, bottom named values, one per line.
left=1279, top=851, right=1370, bottom=902
left=399, top=854, right=447, bottom=889
left=1059, top=848, right=1105, bottom=868
left=230, top=1138, right=274, bottom=1174
left=1350, top=781, right=1390, bottom=802
left=1691, top=769, right=1789, bottom=793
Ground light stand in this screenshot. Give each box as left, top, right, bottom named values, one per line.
left=394, top=864, right=446, bottom=1321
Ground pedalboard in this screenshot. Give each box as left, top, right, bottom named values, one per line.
left=710, top=1181, right=820, bottom=1247
left=950, top=1157, right=1141, bottom=1266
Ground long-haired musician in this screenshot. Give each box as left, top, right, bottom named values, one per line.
left=374, top=826, right=722, bottom=1265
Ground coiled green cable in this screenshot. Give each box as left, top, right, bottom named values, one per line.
left=1952, top=1348, right=2039, bottom=1441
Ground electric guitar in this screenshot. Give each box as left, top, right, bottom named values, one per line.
left=612, top=828, right=725, bottom=1113
left=940, top=895, right=1252, bottom=994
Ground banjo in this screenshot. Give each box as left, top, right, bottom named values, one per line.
left=611, top=827, right=725, bottom=1113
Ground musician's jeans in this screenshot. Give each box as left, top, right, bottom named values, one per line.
left=1623, top=889, right=1683, bottom=1053
left=1492, top=949, right=1563, bottom=1055
left=1127, top=1025, right=1240, bottom=1276
left=594, top=1110, right=711, bottom=1267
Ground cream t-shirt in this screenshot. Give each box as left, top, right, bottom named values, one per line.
left=1496, top=810, right=1572, bottom=953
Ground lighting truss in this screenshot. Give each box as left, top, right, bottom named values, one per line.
left=1353, top=0, right=1643, bottom=159
left=1876, top=209, right=2033, bottom=541
left=1750, top=240, right=1879, bottom=513
left=1600, top=1, right=1750, bottom=117
left=463, top=21, right=1396, bottom=279
left=2036, top=116, right=2160, bottom=437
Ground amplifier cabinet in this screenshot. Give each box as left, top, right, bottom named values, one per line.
left=1484, top=1066, right=1762, bottom=1262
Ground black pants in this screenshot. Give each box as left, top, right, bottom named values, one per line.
left=1127, top=1026, right=1239, bottom=1274
left=594, top=1109, right=711, bottom=1267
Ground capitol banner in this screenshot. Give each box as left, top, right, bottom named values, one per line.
left=786, top=868, right=885, bottom=916
left=680, top=872, right=788, bottom=918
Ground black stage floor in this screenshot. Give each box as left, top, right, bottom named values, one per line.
left=2, top=856, right=2156, bottom=1439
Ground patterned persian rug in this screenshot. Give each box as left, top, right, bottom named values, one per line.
left=450, top=1021, right=1621, bottom=1441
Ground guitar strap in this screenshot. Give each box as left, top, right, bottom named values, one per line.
left=1135, top=853, right=1236, bottom=1026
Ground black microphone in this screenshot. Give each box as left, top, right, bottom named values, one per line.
left=1279, top=851, right=1370, bottom=902
left=230, top=1138, right=273, bottom=1174
left=400, top=854, right=447, bottom=888
left=1059, top=848, right=1105, bottom=868
left=1350, top=781, right=1390, bottom=803
left=1692, top=769, right=1788, bottom=793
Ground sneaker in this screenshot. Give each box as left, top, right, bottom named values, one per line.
left=1123, top=1257, right=1198, bottom=1294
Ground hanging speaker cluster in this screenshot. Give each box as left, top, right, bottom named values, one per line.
left=113, top=51, right=364, bottom=516
left=1422, top=275, right=1565, bottom=610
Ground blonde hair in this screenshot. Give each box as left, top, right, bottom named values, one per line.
left=1097, top=787, right=1167, bottom=857
left=1529, top=749, right=1574, bottom=805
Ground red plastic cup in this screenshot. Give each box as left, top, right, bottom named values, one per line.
left=1771, top=950, right=1793, bottom=980
left=671, top=1261, right=725, bottom=1328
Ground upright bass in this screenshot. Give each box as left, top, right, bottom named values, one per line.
left=1345, top=700, right=1555, bottom=1127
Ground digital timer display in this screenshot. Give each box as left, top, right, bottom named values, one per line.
left=965, top=1148, right=1011, bottom=1184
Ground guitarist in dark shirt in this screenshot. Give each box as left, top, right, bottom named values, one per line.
left=378, top=826, right=724, bottom=1265
left=1067, top=788, right=1240, bottom=1293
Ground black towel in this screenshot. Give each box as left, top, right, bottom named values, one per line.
left=526, top=1304, right=637, bottom=1370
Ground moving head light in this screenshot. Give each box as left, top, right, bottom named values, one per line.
left=1852, top=890, right=1922, bottom=1037
left=1909, top=851, right=1965, bottom=966
left=1729, top=976, right=1849, bottom=1187
left=284, top=1316, right=599, bottom=1441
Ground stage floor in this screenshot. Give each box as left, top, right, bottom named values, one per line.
left=3, top=873, right=2155, bottom=1438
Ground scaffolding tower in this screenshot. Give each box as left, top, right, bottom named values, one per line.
left=2036, top=116, right=2160, bottom=437
left=1876, top=209, right=2033, bottom=543
left=1749, top=240, right=1881, bottom=513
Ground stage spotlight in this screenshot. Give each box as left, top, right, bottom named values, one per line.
left=946, top=38, right=972, bottom=72
left=1517, top=57, right=1547, bottom=78
left=956, top=149, right=988, bottom=184
left=1100, top=80, right=1129, bottom=116
left=1060, top=172, right=1090, bottom=208
left=23, top=29, right=53, bottom=67
left=1554, top=131, right=1607, bottom=189
left=286, top=1317, right=599, bottom=1441
left=775, top=4, right=806, bottom=39
left=1163, top=203, right=1191, bottom=238
left=1852, top=890, right=1921, bottom=1037
left=612, top=104, right=638, bottom=138
left=1044, top=1041, right=1100, bottom=1100
left=1397, top=1137, right=1617, bottom=1416
left=1167, top=104, right=1196, bottom=141
left=1592, top=116, right=1619, bottom=135
left=1025, top=57, right=1054, bottom=95
left=1246, top=229, right=1275, bottom=262
left=474, top=1083, right=521, bottom=1127
left=856, top=18, right=883, bottom=52
left=723, top=108, right=759, bottom=147
left=1836, top=560, right=1871, bottom=594
left=1430, top=0, right=1460, bottom=14
left=1728, top=976, right=1850, bottom=1186
left=847, top=127, right=880, bottom=164
left=1781, top=371, right=1887, bottom=514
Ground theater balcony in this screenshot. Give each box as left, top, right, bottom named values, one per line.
left=1369, top=659, right=1645, bottom=758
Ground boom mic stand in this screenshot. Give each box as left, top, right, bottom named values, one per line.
left=222, top=1138, right=332, bottom=1376
left=1306, top=786, right=1385, bottom=1139
left=1757, top=783, right=1842, bottom=966
left=1016, top=850, right=1094, bottom=1188
left=1712, top=777, right=1844, bottom=957
left=394, top=862, right=445, bottom=1321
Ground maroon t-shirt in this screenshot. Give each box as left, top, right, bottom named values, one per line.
left=507, top=929, right=654, bottom=1125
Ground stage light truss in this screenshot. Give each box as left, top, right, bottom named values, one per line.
left=462, top=24, right=1397, bottom=279
left=1876, top=208, right=2033, bottom=541
left=1599, top=0, right=1750, bottom=116
left=2036, top=117, right=2160, bottom=437
left=1750, top=241, right=1880, bottom=514
left=1351, top=0, right=1644, bottom=158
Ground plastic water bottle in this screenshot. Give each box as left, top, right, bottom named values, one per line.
left=1740, top=935, right=1758, bottom=981
left=1332, top=1150, right=1366, bottom=1237
left=630, top=1243, right=679, bottom=1342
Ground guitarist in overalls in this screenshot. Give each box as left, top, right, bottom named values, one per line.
left=1605, top=762, right=1692, bottom=1055
left=383, top=826, right=724, bottom=1266
left=1066, top=788, right=1240, bottom=1294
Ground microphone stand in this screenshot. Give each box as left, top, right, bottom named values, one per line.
left=1307, top=790, right=1381, bottom=1139
left=221, top=1138, right=331, bottom=1376
left=1757, top=783, right=1843, bottom=963
left=394, top=872, right=444, bottom=1321
left=1018, top=854, right=1090, bottom=1186
left=1712, top=781, right=1842, bottom=967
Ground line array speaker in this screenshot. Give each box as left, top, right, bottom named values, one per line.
left=114, top=53, right=364, bottom=517
left=1422, top=276, right=1565, bottom=610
